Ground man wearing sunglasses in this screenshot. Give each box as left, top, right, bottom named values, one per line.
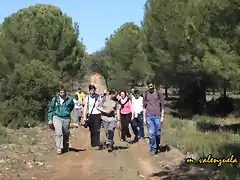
left=143, top=82, right=165, bottom=156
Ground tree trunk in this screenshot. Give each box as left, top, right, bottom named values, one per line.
left=212, top=89, right=215, bottom=100
left=198, top=80, right=206, bottom=115
left=223, top=87, right=227, bottom=99
left=165, top=85, right=168, bottom=100
left=103, top=76, right=109, bottom=90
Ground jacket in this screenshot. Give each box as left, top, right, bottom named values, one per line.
left=47, top=95, right=74, bottom=121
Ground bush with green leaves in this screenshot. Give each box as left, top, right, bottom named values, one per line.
left=0, top=60, right=59, bottom=128
left=0, top=4, right=86, bottom=128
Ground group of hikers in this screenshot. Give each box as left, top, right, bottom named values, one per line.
left=47, top=82, right=165, bottom=156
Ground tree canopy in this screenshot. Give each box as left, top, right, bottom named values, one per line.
left=0, top=4, right=85, bottom=128
left=87, top=0, right=240, bottom=116
left=1, top=1, right=240, bottom=127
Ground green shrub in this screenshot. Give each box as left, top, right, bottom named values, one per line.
left=0, top=60, right=60, bottom=128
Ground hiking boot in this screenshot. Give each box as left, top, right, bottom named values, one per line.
left=126, top=138, right=131, bottom=143
left=107, top=144, right=114, bottom=152
left=91, top=146, right=100, bottom=151
left=129, top=137, right=138, bottom=144
left=56, top=149, right=62, bottom=155
left=120, top=139, right=126, bottom=143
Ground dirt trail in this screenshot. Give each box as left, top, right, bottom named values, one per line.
left=2, top=75, right=198, bottom=180
left=36, top=125, right=185, bottom=180
left=36, top=74, right=164, bottom=180
left=90, top=73, right=105, bottom=94
left=40, top=128, right=154, bottom=180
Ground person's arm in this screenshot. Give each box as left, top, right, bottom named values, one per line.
left=97, top=101, right=115, bottom=114
left=142, top=93, right=146, bottom=119
left=116, top=103, right=121, bottom=121
left=69, top=98, right=75, bottom=112
left=82, top=94, right=85, bottom=106
left=47, top=97, right=55, bottom=121
left=82, top=96, right=88, bottom=120
left=160, top=91, right=165, bottom=119
left=131, top=100, right=135, bottom=118
left=129, top=100, right=134, bottom=120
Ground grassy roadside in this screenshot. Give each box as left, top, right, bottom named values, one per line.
left=161, top=114, right=240, bottom=179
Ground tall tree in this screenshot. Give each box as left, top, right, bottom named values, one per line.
left=0, top=4, right=85, bottom=80
left=104, top=22, right=152, bottom=89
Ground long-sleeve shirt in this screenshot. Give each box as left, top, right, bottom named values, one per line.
left=143, top=90, right=164, bottom=116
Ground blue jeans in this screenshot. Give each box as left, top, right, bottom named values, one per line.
left=146, top=113, right=161, bottom=152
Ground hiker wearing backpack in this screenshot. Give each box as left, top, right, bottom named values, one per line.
left=47, top=85, right=74, bottom=155
left=82, top=84, right=102, bottom=150
left=143, top=82, right=165, bottom=156
left=132, top=89, right=145, bottom=140
left=97, top=89, right=118, bottom=152
left=117, top=90, right=139, bottom=143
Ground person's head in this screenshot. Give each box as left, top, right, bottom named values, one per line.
left=147, top=82, right=155, bottom=93
left=74, top=94, right=78, bottom=100
left=59, top=85, right=67, bottom=98
left=108, top=89, right=117, bottom=100
left=88, top=84, right=96, bottom=94
left=134, top=89, right=140, bottom=99
left=78, top=87, right=82, bottom=93
left=119, top=90, right=127, bottom=99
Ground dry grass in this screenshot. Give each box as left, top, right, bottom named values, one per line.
left=161, top=114, right=240, bottom=179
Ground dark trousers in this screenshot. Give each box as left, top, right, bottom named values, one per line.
left=88, top=114, right=101, bottom=147
left=120, top=113, right=138, bottom=141
left=134, top=113, right=145, bottom=139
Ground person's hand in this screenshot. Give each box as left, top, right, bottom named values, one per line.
left=48, top=120, right=54, bottom=130
left=160, top=116, right=164, bottom=124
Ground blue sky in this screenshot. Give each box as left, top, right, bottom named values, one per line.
left=0, top=0, right=146, bottom=53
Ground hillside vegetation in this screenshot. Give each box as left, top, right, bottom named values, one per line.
left=0, top=1, right=240, bottom=179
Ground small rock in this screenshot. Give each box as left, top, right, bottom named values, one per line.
left=28, top=162, right=33, bottom=168
left=32, top=177, right=37, bottom=179
left=0, top=159, right=5, bottom=164
left=185, top=152, right=198, bottom=159
left=46, top=165, right=52, bottom=168
left=36, top=161, right=44, bottom=166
